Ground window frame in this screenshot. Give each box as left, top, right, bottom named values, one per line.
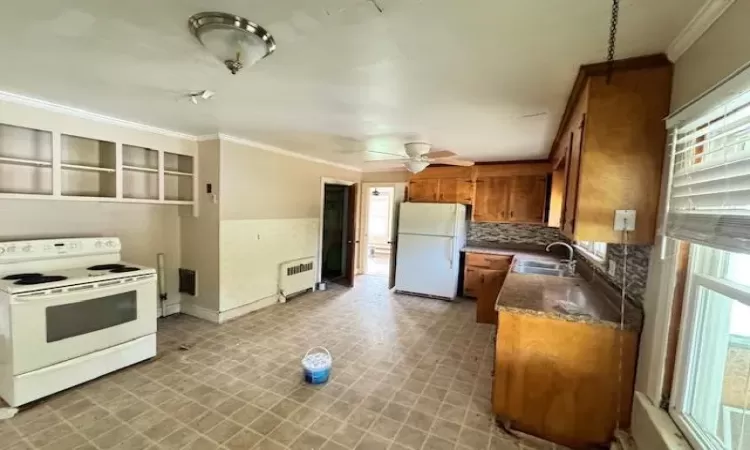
left=574, top=240, right=607, bottom=263
left=670, top=244, right=750, bottom=450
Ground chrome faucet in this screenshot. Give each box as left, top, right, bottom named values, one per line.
left=546, top=242, right=576, bottom=274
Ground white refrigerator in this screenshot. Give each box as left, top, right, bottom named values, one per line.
left=394, top=203, right=467, bottom=300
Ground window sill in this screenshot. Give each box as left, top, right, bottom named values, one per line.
left=574, top=245, right=607, bottom=267
left=632, top=392, right=693, bottom=450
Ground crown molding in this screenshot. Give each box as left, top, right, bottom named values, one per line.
left=196, top=134, right=220, bottom=142
left=215, top=133, right=363, bottom=173
left=0, top=90, right=197, bottom=141
left=667, top=0, right=735, bottom=62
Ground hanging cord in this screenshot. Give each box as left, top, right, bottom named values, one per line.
left=615, top=221, right=629, bottom=434
left=606, top=0, right=620, bottom=84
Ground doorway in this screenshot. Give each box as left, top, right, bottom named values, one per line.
left=321, top=182, right=358, bottom=287
left=364, top=187, right=394, bottom=276
left=361, top=183, right=406, bottom=287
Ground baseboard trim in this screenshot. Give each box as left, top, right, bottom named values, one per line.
left=218, top=295, right=280, bottom=323
left=158, top=302, right=181, bottom=318
left=180, top=302, right=221, bottom=323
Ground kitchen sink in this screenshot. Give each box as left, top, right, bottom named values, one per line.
left=514, top=260, right=562, bottom=270
left=512, top=264, right=578, bottom=278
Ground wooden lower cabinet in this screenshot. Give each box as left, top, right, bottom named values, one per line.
left=463, top=253, right=512, bottom=325
left=492, top=311, right=638, bottom=449
left=476, top=269, right=505, bottom=325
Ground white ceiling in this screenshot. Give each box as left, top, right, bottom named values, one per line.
left=0, top=0, right=703, bottom=170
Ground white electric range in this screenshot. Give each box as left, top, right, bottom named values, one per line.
left=0, top=237, right=158, bottom=407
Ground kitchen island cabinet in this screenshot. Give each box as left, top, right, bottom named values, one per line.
left=492, top=272, right=640, bottom=449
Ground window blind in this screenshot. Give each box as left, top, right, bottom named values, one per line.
left=664, top=88, right=750, bottom=255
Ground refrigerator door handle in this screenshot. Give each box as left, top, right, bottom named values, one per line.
left=449, top=237, right=455, bottom=269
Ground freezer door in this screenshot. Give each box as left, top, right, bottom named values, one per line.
left=398, top=203, right=461, bottom=237
left=394, top=233, right=459, bottom=299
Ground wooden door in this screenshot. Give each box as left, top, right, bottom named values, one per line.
left=563, top=116, right=585, bottom=236
left=473, top=177, right=510, bottom=222
left=508, top=175, right=547, bottom=224
left=438, top=178, right=474, bottom=204
left=476, top=268, right=505, bottom=325
left=408, top=179, right=439, bottom=202
left=344, top=183, right=358, bottom=287
left=388, top=184, right=406, bottom=289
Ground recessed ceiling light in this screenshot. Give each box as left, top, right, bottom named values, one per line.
left=188, top=12, right=276, bottom=75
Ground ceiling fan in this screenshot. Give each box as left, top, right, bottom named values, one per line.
left=364, top=141, right=475, bottom=173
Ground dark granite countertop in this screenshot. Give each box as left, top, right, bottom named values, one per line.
left=462, top=243, right=641, bottom=331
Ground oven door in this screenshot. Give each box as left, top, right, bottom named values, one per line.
left=10, top=276, right=157, bottom=375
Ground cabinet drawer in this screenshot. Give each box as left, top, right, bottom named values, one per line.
left=466, top=253, right=512, bottom=269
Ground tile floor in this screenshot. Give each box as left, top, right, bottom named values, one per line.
left=365, top=254, right=391, bottom=277
left=0, top=276, right=568, bottom=450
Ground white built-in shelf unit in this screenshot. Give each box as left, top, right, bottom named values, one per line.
left=0, top=122, right=197, bottom=213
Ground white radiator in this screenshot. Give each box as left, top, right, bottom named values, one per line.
left=279, top=257, right=316, bottom=299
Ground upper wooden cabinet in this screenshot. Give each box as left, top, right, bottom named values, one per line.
left=549, top=55, right=673, bottom=244
left=408, top=166, right=474, bottom=205
left=408, top=178, right=440, bottom=202
left=474, top=176, right=510, bottom=222
left=408, top=163, right=551, bottom=224
left=473, top=164, right=550, bottom=224
left=509, top=175, right=547, bottom=223
left=438, top=178, right=474, bottom=204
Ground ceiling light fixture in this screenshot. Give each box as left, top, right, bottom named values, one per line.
left=188, top=12, right=276, bottom=75
left=404, top=160, right=430, bottom=174
left=404, top=142, right=432, bottom=159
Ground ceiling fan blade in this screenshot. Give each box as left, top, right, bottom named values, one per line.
left=430, top=158, right=475, bottom=167
left=365, top=149, right=407, bottom=157
left=426, top=149, right=457, bottom=158
left=364, top=159, right=410, bottom=164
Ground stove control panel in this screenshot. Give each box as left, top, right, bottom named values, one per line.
left=0, top=238, right=122, bottom=262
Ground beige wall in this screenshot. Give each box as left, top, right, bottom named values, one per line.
left=215, top=139, right=362, bottom=314
left=179, top=139, right=221, bottom=311
left=634, top=2, right=750, bottom=449
left=0, top=200, right=182, bottom=310
left=361, top=170, right=410, bottom=183
left=671, top=0, right=750, bottom=111
left=220, top=140, right=361, bottom=220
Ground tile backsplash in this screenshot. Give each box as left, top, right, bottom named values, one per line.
left=468, top=221, right=651, bottom=306
left=467, top=222, right=566, bottom=246
left=578, top=244, right=652, bottom=306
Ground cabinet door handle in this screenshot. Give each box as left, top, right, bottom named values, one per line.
left=510, top=211, right=514, bottom=218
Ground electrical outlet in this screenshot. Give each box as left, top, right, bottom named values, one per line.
left=614, top=210, right=636, bottom=231
left=608, top=260, right=617, bottom=277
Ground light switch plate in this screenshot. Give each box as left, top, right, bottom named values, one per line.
left=608, top=260, right=617, bottom=277
left=614, top=210, right=636, bottom=231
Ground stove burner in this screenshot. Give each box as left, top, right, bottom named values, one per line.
left=3, top=273, right=43, bottom=280
left=88, top=264, right=125, bottom=271
left=13, top=275, right=68, bottom=285
left=110, top=267, right=140, bottom=273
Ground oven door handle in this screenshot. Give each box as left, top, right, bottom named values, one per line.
left=11, top=276, right=155, bottom=305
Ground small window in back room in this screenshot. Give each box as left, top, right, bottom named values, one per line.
left=575, top=241, right=608, bottom=261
